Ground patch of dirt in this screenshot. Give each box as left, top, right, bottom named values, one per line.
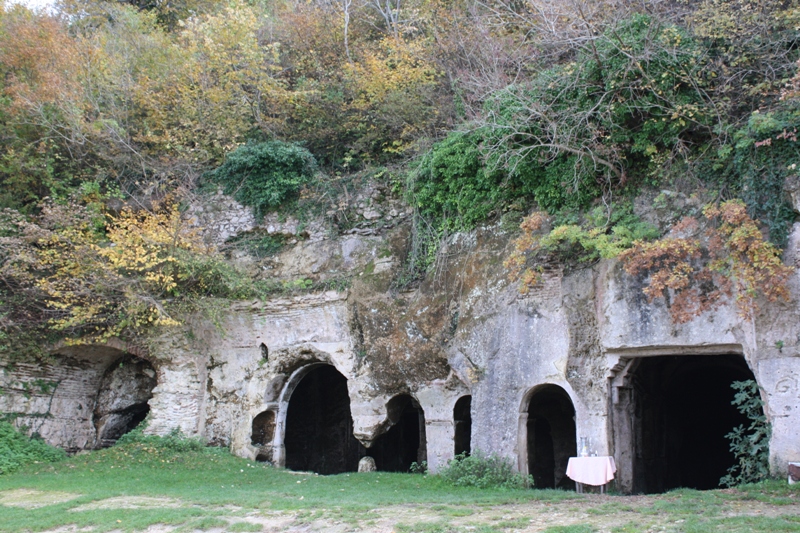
left=0, top=489, right=81, bottom=509
left=33, top=492, right=800, bottom=532
left=69, top=496, right=184, bottom=511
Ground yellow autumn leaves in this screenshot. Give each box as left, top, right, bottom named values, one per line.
left=28, top=202, right=211, bottom=342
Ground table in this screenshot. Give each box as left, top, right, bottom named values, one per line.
left=566, top=456, right=616, bottom=493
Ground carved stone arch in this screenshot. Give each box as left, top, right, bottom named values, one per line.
left=518, top=383, right=577, bottom=489
left=273, top=361, right=364, bottom=473
left=273, top=362, right=331, bottom=468
left=453, top=395, right=472, bottom=457
left=50, top=337, right=150, bottom=361
left=263, top=344, right=338, bottom=404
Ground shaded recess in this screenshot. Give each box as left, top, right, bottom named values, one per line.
left=624, top=354, right=754, bottom=493
left=526, top=385, right=576, bottom=489
left=453, top=395, right=472, bottom=456
left=251, top=410, right=276, bottom=463
left=284, top=365, right=364, bottom=474
left=370, top=394, right=427, bottom=472
left=93, top=355, right=156, bottom=448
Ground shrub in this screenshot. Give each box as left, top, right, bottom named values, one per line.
left=0, top=421, right=66, bottom=474
left=439, top=451, right=531, bottom=489
left=207, top=141, right=317, bottom=219
left=482, top=14, right=712, bottom=213
left=408, top=130, right=523, bottom=231
left=720, top=380, right=771, bottom=487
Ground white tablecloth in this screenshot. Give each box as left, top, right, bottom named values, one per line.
left=566, top=456, right=616, bottom=486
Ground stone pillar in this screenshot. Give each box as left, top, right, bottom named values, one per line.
left=146, top=358, right=206, bottom=437
left=424, top=419, right=455, bottom=473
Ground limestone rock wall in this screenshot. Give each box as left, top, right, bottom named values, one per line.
left=0, top=344, right=143, bottom=451
left=4, top=187, right=800, bottom=492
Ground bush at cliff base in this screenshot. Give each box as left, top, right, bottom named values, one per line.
left=0, top=421, right=66, bottom=474
left=439, top=451, right=532, bottom=489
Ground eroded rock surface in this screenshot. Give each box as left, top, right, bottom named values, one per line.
left=5, top=187, right=800, bottom=493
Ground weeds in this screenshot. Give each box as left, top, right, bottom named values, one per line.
left=0, top=421, right=65, bottom=474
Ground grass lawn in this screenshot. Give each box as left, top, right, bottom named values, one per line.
left=0, top=440, right=799, bottom=532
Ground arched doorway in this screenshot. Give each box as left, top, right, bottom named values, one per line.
left=623, top=354, right=756, bottom=493
left=284, top=365, right=364, bottom=474
left=454, top=395, right=472, bottom=456
left=369, top=394, right=427, bottom=472
left=93, top=355, right=156, bottom=448
left=523, top=385, right=576, bottom=490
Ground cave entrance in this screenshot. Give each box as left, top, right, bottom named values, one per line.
left=93, top=355, right=156, bottom=448
left=524, top=385, right=576, bottom=490
left=370, top=395, right=427, bottom=472
left=614, top=354, right=756, bottom=493
left=454, top=395, right=472, bottom=457
left=284, top=365, right=364, bottom=474
left=251, top=410, right=276, bottom=463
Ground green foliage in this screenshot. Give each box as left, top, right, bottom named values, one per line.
left=206, top=141, right=318, bottom=219
left=484, top=14, right=712, bottom=213
left=0, top=421, right=66, bottom=474
left=539, top=203, right=660, bottom=263
left=409, top=460, right=428, bottom=474
left=403, top=130, right=532, bottom=284
left=408, top=131, right=524, bottom=230
left=514, top=155, right=601, bottom=215
left=706, top=104, right=800, bottom=246
left=0, top=199, right=280, bottom=356
left=506, top=203, right=659, bottom=292
left=438, top=451, right=532, bottom=489
left=116, top=427, right=205, bottom=453
left=720, top=380, right=771, bottom=487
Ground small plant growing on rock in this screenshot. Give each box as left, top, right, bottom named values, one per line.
left=439, top=451, right=532, bottom=489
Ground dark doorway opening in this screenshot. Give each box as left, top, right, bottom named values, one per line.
left=369, top=395, right=427, bottom=472
left=454, top=395, right=472, bottom=456
left=93, top=355, right=156, bottom=448
left=526, top=385, right=576, bottom=489
left=251, top=410, right=276, bottom=463
left=625, top=354, right=755, bottom=493
left=284, top=365, right=364, bottom=474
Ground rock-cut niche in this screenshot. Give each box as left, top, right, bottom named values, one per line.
left=93, top=355, right=157, bottom=448
left=369, top=394, right=427, bottom=472
left=525, top=385, right=577, bottom=490
left=251, top=410, right=276, bottom=463
left=453, top=395, right=472, bottom=456
left=284, top=364, right=365, bottom=474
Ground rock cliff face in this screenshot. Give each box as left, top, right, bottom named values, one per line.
left=4, top=189, right=800, bottom=493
